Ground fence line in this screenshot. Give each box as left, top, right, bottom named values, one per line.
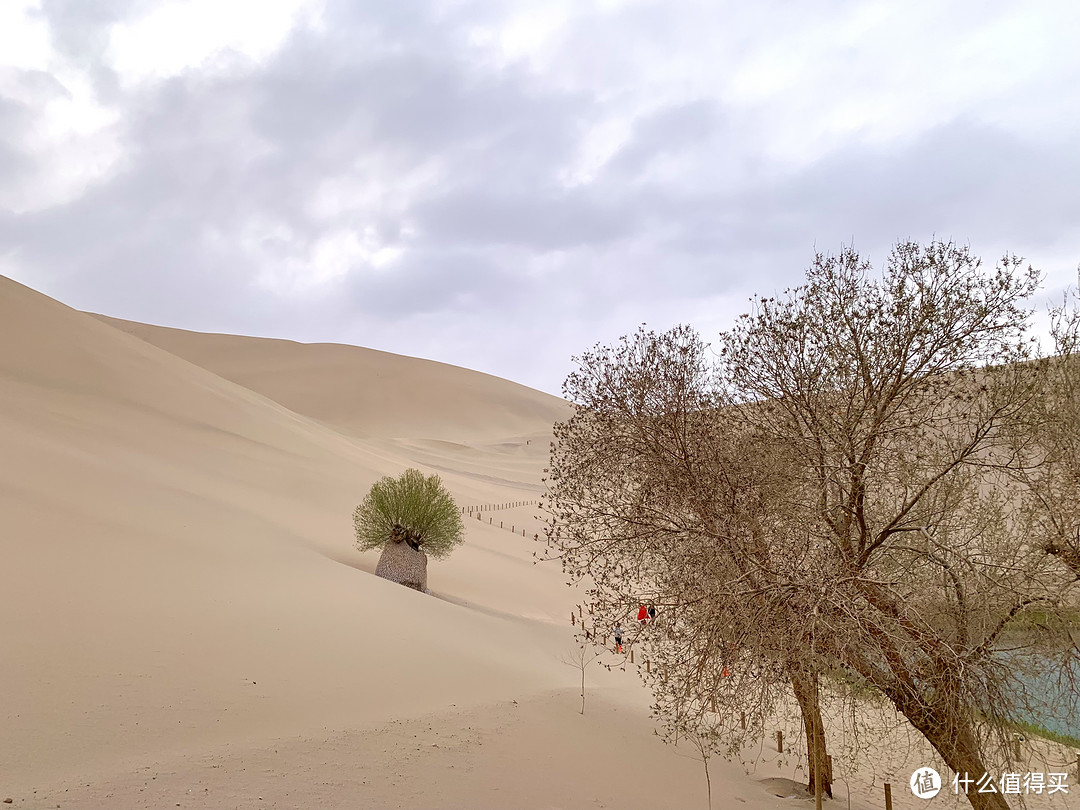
left=461, top=500, right=540, bottom=514
left=460, top=500, right=543, bottom=539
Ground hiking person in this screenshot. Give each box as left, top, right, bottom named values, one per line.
left=647, top=605, right=656, bottom=622
left=637, top=604, right=648, bottom=625
left=613, top=622, right=623, bottom=653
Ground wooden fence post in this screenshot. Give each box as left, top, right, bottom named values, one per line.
left=740, top=712, right=746, bottom=730
left=884, top=783, right=892, bottom=810
left=630, top=649, right=634, bottom=664
left=776, top=730, right=783, bottom=753
left=646, top=660, right=651, bottom=674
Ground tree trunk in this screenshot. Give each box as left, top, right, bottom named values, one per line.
left=703, top=753, right=712, bottom=810
left=899, top=696, right=1011, bottom=810
left=580, top=661, right=586, bottom=715
left=789, top=668, right=833, bottom=799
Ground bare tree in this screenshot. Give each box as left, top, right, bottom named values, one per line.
left=560, top=638, right=603, bottom=714
left=545, top=325, right=837, bottom=798
left=680, top=731, right=718, bottom=810
left=1009, top=276, right=1080, bottom=577
left=716, top=241, right=1079, bottom=810
left=546, top=241, right=1080, bottom=810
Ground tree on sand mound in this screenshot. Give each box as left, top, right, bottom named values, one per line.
left=354, top=469, right=464, bottom=591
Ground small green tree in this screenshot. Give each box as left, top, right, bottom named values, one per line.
left=353, top=469, right=465, bottom=559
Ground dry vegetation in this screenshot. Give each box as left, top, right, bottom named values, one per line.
left=544, top=241, right=1080, bottom=810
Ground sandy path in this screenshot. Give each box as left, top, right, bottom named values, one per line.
left=11, top=690, right=836, bottom=810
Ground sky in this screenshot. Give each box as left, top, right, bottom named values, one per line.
left=2, top=0, right=1079, bottom=395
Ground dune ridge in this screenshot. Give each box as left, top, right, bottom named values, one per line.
left=91, top=314, right=570, bottom=442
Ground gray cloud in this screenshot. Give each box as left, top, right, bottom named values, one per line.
left=603, top=100, right=725, bottom=180
left=2, top=1, right=1078, bottom=393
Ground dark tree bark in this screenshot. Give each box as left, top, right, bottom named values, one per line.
left=790, top=668, right=833, bottom=799
left=896, top=691, right=1011, bottom=810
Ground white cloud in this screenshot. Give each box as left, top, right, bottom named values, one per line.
left=0, top=1, right=53, bottom=72
left=0, top=0, right=327, bottom=214
left=558, top=114, right=633, bottom=187
left=106, top=0, right=324, bottom=85
left=722, top=2, right=1078, bottom=164
left=0, top=66, right=124, bottom=213
left=243, top=219, right=404, bottom=296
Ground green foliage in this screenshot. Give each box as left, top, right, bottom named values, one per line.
left=1008, top=719, right=1080, bottom=749
left=353, top=468, right=464, bottom=560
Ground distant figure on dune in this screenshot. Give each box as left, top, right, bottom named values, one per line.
left=613, top=622, right=623, bottom=653
left=353, top=468, right=465, bottom=592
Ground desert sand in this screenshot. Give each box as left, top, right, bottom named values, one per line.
left=1, top=274, right=1074, bottom=809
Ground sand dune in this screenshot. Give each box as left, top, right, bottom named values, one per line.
left=1, top=274, right=909, bottom=809
left=1, top=277, right=568, bottom=786
left=91, top=314, right=570, bottom=442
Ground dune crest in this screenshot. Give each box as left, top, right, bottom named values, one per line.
left=92, top=314, right=570, bottom=442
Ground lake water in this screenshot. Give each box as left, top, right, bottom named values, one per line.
left=1015, top=660, right=1080, bottom=740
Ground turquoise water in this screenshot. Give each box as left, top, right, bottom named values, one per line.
left=1014, top=661, right=1080, bottom=740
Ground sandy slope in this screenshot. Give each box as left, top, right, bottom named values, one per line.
left=0, top=276, right=568, bottom=790
left=90, top=315, right=570, bottom=443
left=0, top=274, right=987, bottom=810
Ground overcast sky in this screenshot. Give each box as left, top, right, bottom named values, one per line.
left=2, top=1, right=1079, bottom=394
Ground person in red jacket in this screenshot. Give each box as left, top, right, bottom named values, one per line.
left=637, top=604, right=648, bottom=625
